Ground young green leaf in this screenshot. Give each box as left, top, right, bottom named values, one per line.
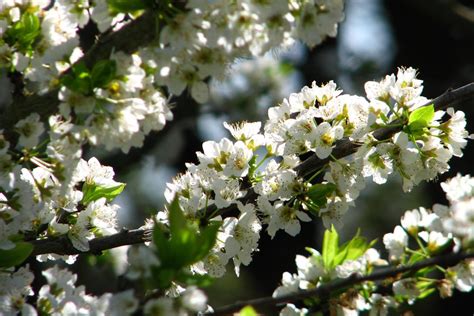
left=60, top=62, right=93, bottom=95
left=334, top=236, right=368, bottom=266
left=152, top=224, right=172, bottom=263
left=247, top=155, right=258, bottom=180
left=151, top=266, right=175, bottom=290
left=81, top=181, right=126, bottom=205
left=408, top=104, right=434, bottom=125
left=418, top=287, right=436, bottom=299
left=5, top=12, right=41, bottom=52
left=155, top=198, right=220, bottom=269
left=168, top=198, right=190, bottom=239
left=407, top=251, right=426, bottom=265
left=238, top=306, right=258, bottom=316
left=193, top=222, right=221, bottom=262
left=322, top=227, right=339, bottom=269
left=307, top=183, right=337, bottom=208
left=407, top=104, right=434, bottom=135
left=91, top=60, right=117, bottom=88
left=0, top=242, right=33, bottom=268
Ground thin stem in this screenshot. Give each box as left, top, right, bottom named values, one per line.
left=255, top=153, right=271, bottom=170
left=414, top=234, right=429, bottom=256
left=307, top=167, right=325, bottom=183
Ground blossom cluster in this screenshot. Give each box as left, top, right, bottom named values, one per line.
left=1, top=0, right=345, bottom=153
left=275, top=175, right=474, bottom=315
left=0, top=152, right=123, bottom=262
left=1, top=0, right=118, bottom=93
left=155, top=0, right=344, bottom=102
left=273, top=247, right=389, bottom=315
left=383, top=174, right=474, bottom=267
left=0, top=264, right=208, bottom=315
left=162, top=67, right=469, bottom=278
left=57, top=51, right=173, bottom=153
left=1, top=0, right=472, bottom=315
left=1, top=0, right=173, bottom=153
left=0, top=1, right=347, bottom=314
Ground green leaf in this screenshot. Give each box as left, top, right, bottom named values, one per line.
left=408, top=104, right=434, bottom=125
left=169, top=228, right=197, bottom=268
left=91, top=60, right=117, bottom=88
left=238, top=306, right=258, bottom=316
left=158, top=199, right=220, bottom=269
left=0, top=242, right=33, bottom=268
left=334, top=236, right=368, bottom=266
left=60, top=62, right=93, bottom=95
left=152, top=224, right=171, bottom=261
left=303, top=200, right=321, bottom=215
left=307, top=183, right=337, bottom=208
left=418, top=287, right=436, bottom=299
left=193, top=222, right=220, bottom=262
left=407, top=104, right=434, bottom=132
left=379, top=112, right=389, bottom=123
left=152, top=199, right=220, bottom=288
left=247, top=155, right=258, bottom=180
left=5, top=12, right=41, bottom=52
left=18, top=13, right=41, bottom=47
left=168, top=198, right=189, bottom=237
left=166, top=199, right=197, bottom=267
left=407, top=251, right=426, bottom=265
left=322, top=227, right=339, bottom=269
left=150, top=266, right=175, bottom=290
left=82, top=181, right=126, bottom=205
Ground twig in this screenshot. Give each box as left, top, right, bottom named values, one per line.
left=210, top=251, right=474, bottom=315
left=206, top=82, right=474, bottom=216
left=29, top=228, right=152, bottom=257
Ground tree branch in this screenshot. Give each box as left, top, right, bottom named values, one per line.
left=211, top=251, right=474, bottom=315
left=26, top=83, right=474, bottom=259
left=295, top=82, right=474, bottom=178
left=206, top=82, right=474, bottom=217
left=29, top=228, right=152, bottom=257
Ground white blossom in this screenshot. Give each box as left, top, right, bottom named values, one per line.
left=14, top=113, right=44, bottom=148
left=383, top=225, right=408, bottom=262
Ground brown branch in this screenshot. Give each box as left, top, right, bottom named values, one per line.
left=26, top=83, right=474, bottom=258
left=29, top=228, right=152, bottom=257
left=211, top=251, right=474, bottom=315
